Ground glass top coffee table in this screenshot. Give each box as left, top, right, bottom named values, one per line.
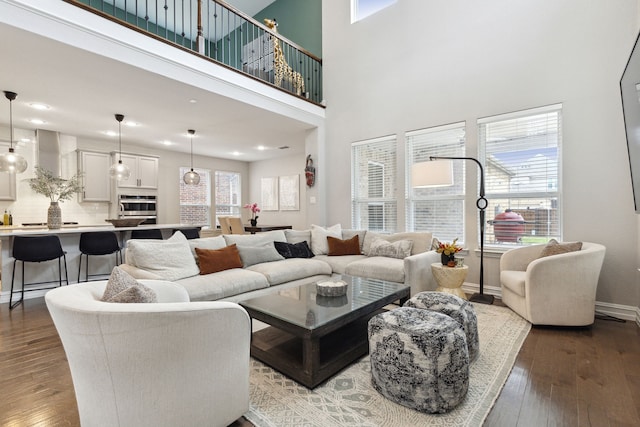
left=239, top=275, right=410, bottom=388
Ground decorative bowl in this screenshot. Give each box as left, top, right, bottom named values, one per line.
left=105, top=218, right=145, bottom=227
left=316, top=294, right=348, bottom=307
left=316, top=280, right=348, bottom=297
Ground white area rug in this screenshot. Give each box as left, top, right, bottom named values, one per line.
left=245, top=303, right=531, bottom=427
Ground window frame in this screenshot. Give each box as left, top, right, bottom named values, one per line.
left=351, top=135, right=398, bottom=232
left=179, top=167, right=211, bottom=227
left=214, top=170, right=242, bottom=226
left=405, top=122, right=466, bottom=244
left=478, top=104, right=562, bottom=248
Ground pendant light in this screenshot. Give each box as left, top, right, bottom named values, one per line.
left=109, top=113, right=130, bottom=181
left=183, top=129, right=200, bottom=185
left=0, top=91, right=28, bottom=173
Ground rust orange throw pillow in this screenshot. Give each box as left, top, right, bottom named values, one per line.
left=195, top=244, right=243, bottom=274
left=327, top=235, right=361, bottom=256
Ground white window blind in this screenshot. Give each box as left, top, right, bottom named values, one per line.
left=406, top=123, right=466, bottom=243
left=479, top=104, right=562, bottom=246
left=352, top=136, right=397, bottom=232
left=214, top=171, right=241, bottom=226
left=179, top=167, right=211, bottom=226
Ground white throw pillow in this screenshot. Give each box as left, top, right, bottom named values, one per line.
left=310, top=224, right=342, bottom=255
left=127, top=231, right=199, bottom=281
left=189, top=235, right=227, bottom=257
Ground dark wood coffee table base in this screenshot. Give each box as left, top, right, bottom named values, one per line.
left=250, top=309, right=385, bottom=388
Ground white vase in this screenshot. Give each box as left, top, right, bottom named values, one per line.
left=48, top=201, right=62, bottom=229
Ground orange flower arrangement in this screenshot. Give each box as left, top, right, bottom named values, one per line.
left=436, top=238, right=462, bottom=267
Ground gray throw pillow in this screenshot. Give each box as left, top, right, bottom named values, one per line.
left=368, top=237, right=413, bottom=259
left=101, top=266, right=157, bottom=303
left=236, top=243, right=285, bottom=267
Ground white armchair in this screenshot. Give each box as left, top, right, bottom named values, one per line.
left=500, top=242, right=606, bottom=326
left=45, top=280, right=251, bottom=427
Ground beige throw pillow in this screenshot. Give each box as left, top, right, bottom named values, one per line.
left=538, top=239, right=583, bottom=258
left=101, top=267, right=157, bottom=303
left=310, top=224, right=342, bottom=255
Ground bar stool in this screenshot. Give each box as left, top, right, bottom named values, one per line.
left=172, top=228, right=200, bottom=239
left=78, top=231, right=122, bottom=282
left=130, top=229, right=163, bottom=240
left=10, top=235, right=69, bottom=309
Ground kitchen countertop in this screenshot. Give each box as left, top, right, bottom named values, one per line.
left=0, top=223, right=206, bottom=237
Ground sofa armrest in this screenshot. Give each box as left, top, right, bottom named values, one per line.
left=404, top=250, right=440, bottom=296
left=118, top=263, right=163, bottom=280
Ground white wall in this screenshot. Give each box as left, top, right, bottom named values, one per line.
left=249, top=152, right=308, bottom=229
left=322, top=0, right=640, bottom=308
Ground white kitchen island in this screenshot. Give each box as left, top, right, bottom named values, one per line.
left=0, top=224, right=203, bottom=305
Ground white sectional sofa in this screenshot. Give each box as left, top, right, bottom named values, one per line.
left=119, top=226, right=440, bottom=302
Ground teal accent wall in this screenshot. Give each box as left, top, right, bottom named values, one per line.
left=254, top=0, right=322, bottom=58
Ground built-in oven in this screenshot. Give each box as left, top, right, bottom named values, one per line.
left=118, top=194, right=157, bottom=225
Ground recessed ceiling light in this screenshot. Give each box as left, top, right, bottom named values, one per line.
left=29, top=102, right=50, bottom=110
left=29, top=118, right=46, bottom=125
left=20, top=137, right=32, bottom=143
left=189, top=99, right=198, bottom=104
left=125, top=121, right=139, bottom=127
left=232, top=151, right=241, bottom=156
left=162, top=140, right=172, bottom=146
left=103, top=130, right=117, bottom=137
left=257, top=145, right=267, bottom=151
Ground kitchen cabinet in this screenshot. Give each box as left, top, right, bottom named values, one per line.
left=114, top=153, right=158, bottom=189
left=0, top=172, right=16, bottom=201
left=78, top=151, right=111, bottom=202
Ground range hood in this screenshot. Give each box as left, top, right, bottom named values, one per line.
left=36, top=129, right=61, bottom=176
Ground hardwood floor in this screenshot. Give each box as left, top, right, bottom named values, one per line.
left=2, top=297, right=639, bottom=427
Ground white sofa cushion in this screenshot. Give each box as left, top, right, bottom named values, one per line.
left=285, top=229, right=311, bottom=244
left=341, top=229, right=367, bottom=252
left=247, top=258, right=332, bottom=286
left=223, top=230, right=287, bottom=246
left=500, top=270, right=526, bottom=297
left=310, top=224, right=342, bottom=255
left=237, top=243, right=284, bottom=267
left=314, top=254, right=367, bottom=274
left=127, top=232, right=199, bottom=281
left=175, top=268, right=269, bottom=301
left=345, top=256, right=405, bottom=283
left=188, top=235, right=227, bottom=257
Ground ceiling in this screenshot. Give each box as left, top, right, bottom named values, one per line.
left=0, top=0, right=318, bottom=163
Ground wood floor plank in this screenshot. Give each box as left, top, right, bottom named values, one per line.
left=2, top=297, right=639, bottom=427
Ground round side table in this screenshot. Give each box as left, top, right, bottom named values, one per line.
left=430, top=263, right=468, bottom=300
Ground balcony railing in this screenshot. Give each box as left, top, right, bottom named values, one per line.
left=66, top=0, right=323, bottom=104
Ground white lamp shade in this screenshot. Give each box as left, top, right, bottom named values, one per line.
left=411, top=160, right=454, bottom=188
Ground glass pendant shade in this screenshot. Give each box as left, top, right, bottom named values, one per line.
left=109, top=160, right=131, bottom=181
left=183, top=129, right=200, bottom=185
left=1, top=91, right=28, bottom=174
left=110, top=113, right=129, bottom=181
left=183, top=168, right=200, bottom=185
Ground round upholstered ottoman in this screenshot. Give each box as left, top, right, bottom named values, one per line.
left=405, top=291, right=479, bottom=362
left=368, top=307, right=469, bottom=413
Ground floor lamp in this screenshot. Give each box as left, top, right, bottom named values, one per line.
left=412, top=156, right=494, bottom=304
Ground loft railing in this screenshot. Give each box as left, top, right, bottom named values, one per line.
left=65, top=0, right=323, bottom=104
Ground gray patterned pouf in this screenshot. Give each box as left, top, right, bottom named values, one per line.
left=404, top=291, right=480, bottom=362
left=368, top=307, right=469, bottom=413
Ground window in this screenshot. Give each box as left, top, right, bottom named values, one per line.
left=479, top=105, right=562, bottom=246
left=351, top=0, right=397, bottom=23
left=406, top=123, right=466, bottom=243
left=179, top=167, right=211, bottom=226
left=352, top=136, right=397, bottom=232
left=215, top=171, right=241, bottom=225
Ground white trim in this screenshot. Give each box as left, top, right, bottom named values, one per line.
left=477, top=103, right=563, bottom=124
left=406, top=121, right=466, bottom=137
left=352, top=134, right=396, bottom=147
left=461, top=282, right=639, bottom=323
